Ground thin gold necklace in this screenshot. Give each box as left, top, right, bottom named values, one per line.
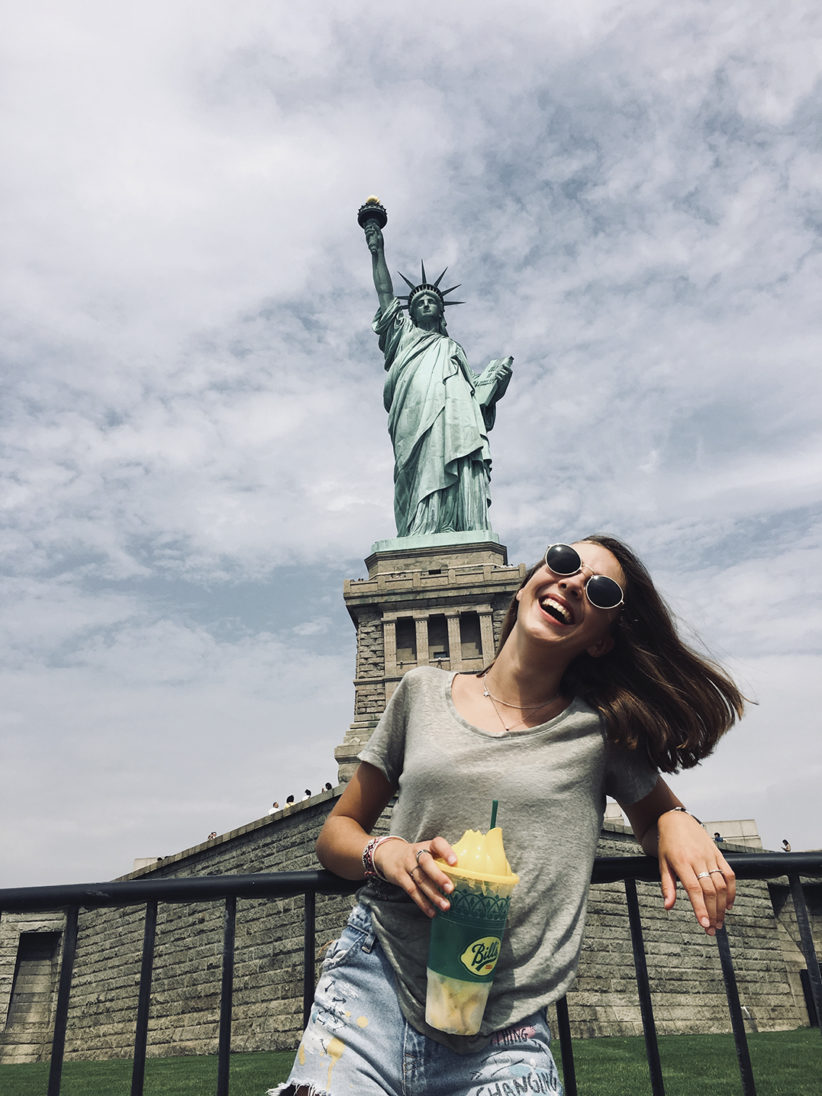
left=480, top=673, right=561, bottom=710
left=480, top=674, right=561, bottom=734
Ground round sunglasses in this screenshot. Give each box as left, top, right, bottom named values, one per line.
left=544, top=544, right=625, bottom=610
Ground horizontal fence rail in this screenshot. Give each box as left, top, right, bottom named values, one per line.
left=0, top=853, right=819, bottom=1096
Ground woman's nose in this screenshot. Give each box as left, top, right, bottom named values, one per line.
left=559, top=573, right=586, bottom=597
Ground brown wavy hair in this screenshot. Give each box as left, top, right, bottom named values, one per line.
left=494, top=534, right=745, bottom=772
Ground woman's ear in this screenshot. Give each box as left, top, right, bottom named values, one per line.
left=586, top=634, right=615, bottom=659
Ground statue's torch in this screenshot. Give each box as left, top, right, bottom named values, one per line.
left=357, top=196, right=388, bottom=231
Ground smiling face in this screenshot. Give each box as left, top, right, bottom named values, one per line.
left=514, top=540, right=626, bottom=659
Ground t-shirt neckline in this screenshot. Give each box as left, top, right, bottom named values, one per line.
left=444, top=670, right=579, bottom=741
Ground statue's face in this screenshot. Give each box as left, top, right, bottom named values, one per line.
left=410, top=291, right=443, bottom=329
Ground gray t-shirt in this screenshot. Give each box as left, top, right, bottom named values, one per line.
left=358, top=666, right=658, bottom=1052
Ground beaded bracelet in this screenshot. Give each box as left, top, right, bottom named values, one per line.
left=661, top=806, right=704, bottom=826
left=362, top=835, right=406, bottom=881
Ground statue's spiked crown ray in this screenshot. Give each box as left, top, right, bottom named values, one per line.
left=398, top=261, right=465, bottom=311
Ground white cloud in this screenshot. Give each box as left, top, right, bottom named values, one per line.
left=667, top=653, right=822, bottom=853
left=1, top=0, right=820, bottom=884
left=1, top=614, right=353, bottom=884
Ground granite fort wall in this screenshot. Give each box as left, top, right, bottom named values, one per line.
left=0, top=796, right=815, bottom=1063
left=569, top=833, right=812, bottom=1037
left=68, top=795, right=355, bottom=1062
left=0, top=911, right=65, bottom=1064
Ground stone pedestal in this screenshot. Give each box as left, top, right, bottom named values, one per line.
left=334, top=535, right=526, bottom=781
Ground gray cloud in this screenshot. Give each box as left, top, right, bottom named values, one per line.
left=2, top=1, right=820, bottom=884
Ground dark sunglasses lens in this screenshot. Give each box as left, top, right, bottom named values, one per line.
left=545, top=544, right=580, bottom=575
left=585, top=575, right=623, bottom=609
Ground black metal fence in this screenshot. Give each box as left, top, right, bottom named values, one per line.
left=1, top=852, right=820, bottom=1096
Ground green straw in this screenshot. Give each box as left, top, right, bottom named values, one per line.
left=490, top=800, right=498, bottom=829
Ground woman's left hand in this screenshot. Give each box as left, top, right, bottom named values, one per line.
left=656, top=810, right=735, bottom=935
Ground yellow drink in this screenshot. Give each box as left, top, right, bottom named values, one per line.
left=425, top=827, right=518, bottom=1035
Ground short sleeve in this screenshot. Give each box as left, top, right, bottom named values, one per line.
left=604, top=740, right=659, bottom=806
left=358, top=673, right=412, bottom=786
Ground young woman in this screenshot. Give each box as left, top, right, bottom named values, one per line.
left=270, top=535, right=744, bottom=1096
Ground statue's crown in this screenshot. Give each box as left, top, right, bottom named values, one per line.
left=399, top=261, right=464, bottom=311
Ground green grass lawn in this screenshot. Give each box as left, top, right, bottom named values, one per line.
left=0, top=1050, right=294, bottom=1096
left=559, top=1028, right=821, bottom=1096
left=0, top=1029, right=819, bottom=1095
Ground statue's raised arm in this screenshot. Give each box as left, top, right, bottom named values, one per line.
left=364, top=222, right=394, bottom=315
left=357, top=198, right=513, bottom=539
left=358, top=197, right=393, bottom=314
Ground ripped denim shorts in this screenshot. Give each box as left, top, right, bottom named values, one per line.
left=267, top=902, right=562, bottom=1096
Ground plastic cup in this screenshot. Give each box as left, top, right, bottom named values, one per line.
left=425, top=862, right=518, bottom=1035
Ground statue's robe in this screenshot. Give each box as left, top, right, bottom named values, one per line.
left=375, top=298, right=508, bottom=537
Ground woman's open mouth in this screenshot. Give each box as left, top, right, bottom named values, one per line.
left=539, top=596, right=573, bottom=625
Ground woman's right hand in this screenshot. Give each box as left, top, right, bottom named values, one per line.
left=375, top=836, right=457, bottom=918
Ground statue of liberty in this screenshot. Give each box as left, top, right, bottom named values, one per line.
left=358, top=199, right=512, bottom=538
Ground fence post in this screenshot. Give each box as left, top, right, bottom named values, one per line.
left=715, top=926, right=756, bottom=1094
left=624, top=878, right=665, bottom=1096
left=554, top=995, right=577, bottom=1096
left=217, top=895, right=237, bottom=1096
left=788, top=872, right=822, bottom=1033
left=47, top=905, right=79, bottom=1096
left=131, top=899, right=158, bottom=1096
left=303, top=890, right=316, bottom=1028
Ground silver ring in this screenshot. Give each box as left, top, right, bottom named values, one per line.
left=696, top=871, right=711, bottom=880
left=709, top=869, right=725, bottom=875
left=415, top=848, right=431, bottom=865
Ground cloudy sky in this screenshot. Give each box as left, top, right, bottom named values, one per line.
left=3, top=2, right=821, bottom=888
